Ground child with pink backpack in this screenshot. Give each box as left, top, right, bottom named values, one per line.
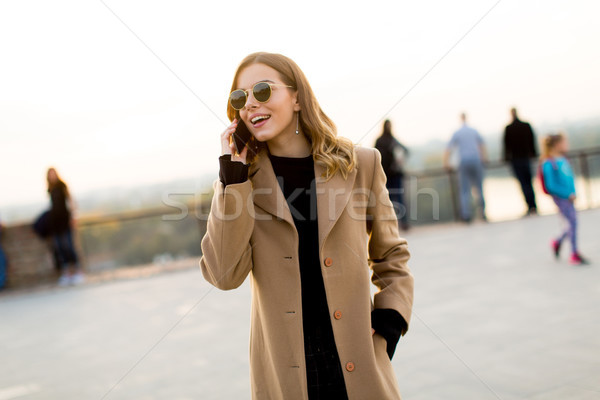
left=539, top=133, right=589, bottom=265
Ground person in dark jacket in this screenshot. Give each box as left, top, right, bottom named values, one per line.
left=374, top=120, right=410, bottom=230
left=46, top=168, right=84, bottom=286
left=503, top=108, right=538, bottom=215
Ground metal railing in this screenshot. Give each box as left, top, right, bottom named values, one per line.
left=406, top=147, right=600, bottom=222
left=72, top=147, right=600, bottom=269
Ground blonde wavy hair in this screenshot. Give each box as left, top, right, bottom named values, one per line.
left=226, top=52, right=356, bottom=181
left=540, top=132, right=565, bottom=161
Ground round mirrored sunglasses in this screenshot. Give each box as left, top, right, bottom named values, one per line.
left=229, top=81, right=293, bottom=110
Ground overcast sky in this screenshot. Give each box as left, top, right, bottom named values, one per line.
left=1, top=0, right=599, bottom=209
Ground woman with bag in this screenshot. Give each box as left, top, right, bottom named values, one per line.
left=46, top=168, right=84, bottom=285
left=200, top=52, right=414, bottom=399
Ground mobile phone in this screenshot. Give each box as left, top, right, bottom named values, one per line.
left=232, top=112, right=253, bottom=155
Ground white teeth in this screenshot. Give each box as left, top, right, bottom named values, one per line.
left=251, top=115, right=270, bottom=124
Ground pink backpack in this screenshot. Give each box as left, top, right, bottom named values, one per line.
left=538, top=158, right=556, bottom=195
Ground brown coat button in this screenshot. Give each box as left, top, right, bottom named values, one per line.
left=345, top=362, right=355, bottom=372
left=324, top=257, right=333, bottom=267
left=334, top=310, right=342, bottom=320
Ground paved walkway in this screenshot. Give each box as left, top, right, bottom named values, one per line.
left=1, top=209, right=598, bottom=400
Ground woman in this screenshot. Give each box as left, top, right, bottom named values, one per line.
left=47, top=167, right=84, bottom=285
left=374, top=119, right=410, bottom=231
left=200, top=52, right=414, bottom=399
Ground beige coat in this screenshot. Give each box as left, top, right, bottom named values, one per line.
left=200, top=145, right=414, bottom=399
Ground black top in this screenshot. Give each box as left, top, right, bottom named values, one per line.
left=48, top=182, right=71, bottom=234
left=218, top=153, right=407, bottom=359
left=268, top=153, right=348, bottom=398
left=268, top=153, right=332, bottom=336
left=503, top=118, right=538, bottom=161
left=374, top=134, right=409, bottom=178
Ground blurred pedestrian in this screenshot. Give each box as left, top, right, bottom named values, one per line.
left=443, top=113, right=487, bottom=222
left=503, top=108, right=538, bottom=215
left=374, top=119, right=410, bottom=230
left=0, top=218, right=6, bottom=289
left=46, top=168, right=84, bottom=285
left=539, top=133, right=589, bottom=265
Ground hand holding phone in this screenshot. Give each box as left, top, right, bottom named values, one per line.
left=232, top=115, right=253, bottom=157
left=220, top=118, right=249, bottom=164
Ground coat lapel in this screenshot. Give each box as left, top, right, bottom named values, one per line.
left=249, top=147, right=358, bottom=252
left=249, top=148, right=295, bottom=227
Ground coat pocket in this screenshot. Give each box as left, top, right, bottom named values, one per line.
left=372, top=332, right=388, bottom=356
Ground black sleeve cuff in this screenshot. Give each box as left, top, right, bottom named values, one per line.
left=219, top=154, right=249, bottom=187
left=371, top=308, right=408, bottom=360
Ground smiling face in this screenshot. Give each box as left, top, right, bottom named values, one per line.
left=235, top=63, right=300, bottom=143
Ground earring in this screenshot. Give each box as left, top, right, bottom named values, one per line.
left=295, top=111, right=300, bottom=135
